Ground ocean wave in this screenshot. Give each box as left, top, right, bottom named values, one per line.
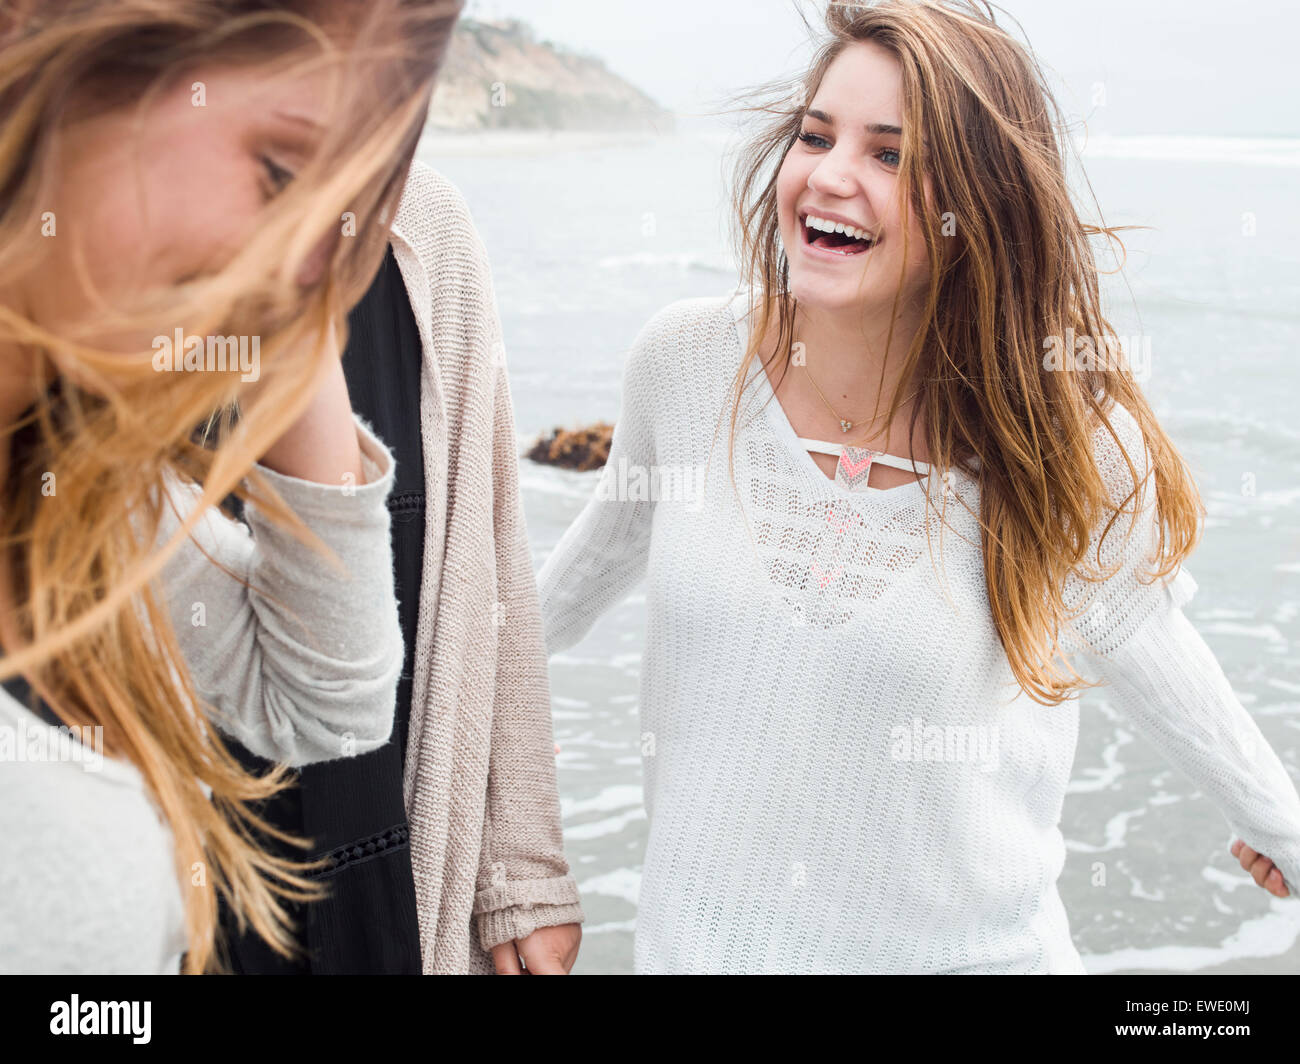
left=1081, top=903, right=1300, bottom=973
left=518, top=464, right=600, bottom=502
left=561, top=784, right=645, bottom=818
left=1168, top=408, right=1300, bottom=459
left=596, top=251, right=734, bottom=274
left=577, top=868, right=642, bottom=905
left=564, top=809, right=647, bottom=841
left=1074, top=134, right=1300, bottom=169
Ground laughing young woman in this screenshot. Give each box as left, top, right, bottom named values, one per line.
left=538, top=0, right=1300, bottom=973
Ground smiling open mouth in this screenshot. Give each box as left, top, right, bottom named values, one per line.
left=802, top=213, right=876, bottom=255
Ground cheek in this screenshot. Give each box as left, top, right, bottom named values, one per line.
left=29, top=153, right=146, bottom=340
left=775, top=152, right=807, bottom=228
left=873, top=180, right=929, bottom=271
left=905, top=180, right=935, bottom=268
left=48, top=129, right=262, bottom=323
left=127, top=128, right=264, bottom=284
left=34, top=142, right=264, bottom=364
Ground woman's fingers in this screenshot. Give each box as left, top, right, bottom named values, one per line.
left=1248, top=854, right=1275, bottom=888
left=1230, top=839, right=1290, bottom=897
left=1235, top=843, right=1271, bottom=888
left=490, top=941, right=524, bottom=975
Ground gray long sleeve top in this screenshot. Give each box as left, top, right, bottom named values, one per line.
left=0, top=414, right=403, bottom=973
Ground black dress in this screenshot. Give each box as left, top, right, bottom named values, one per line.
left=216, top=246, right=427, bottom=973
left=1, top=673, right=61, bottom=727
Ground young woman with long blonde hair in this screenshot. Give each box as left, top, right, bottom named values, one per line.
left=539, top=0, right=1300, bottom=973
left=0, top=0, right=461, bottom=973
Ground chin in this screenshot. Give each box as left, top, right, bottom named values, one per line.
left=788, top=270, right=873, bottom=313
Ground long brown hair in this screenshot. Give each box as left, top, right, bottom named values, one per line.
left=729, top=0, right=1203, bottom=704
left=0, top=0, right=461, bottom=971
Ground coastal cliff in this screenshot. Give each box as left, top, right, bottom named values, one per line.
left=427, top=18, right=671, bottom=132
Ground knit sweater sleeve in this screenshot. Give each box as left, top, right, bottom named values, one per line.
left=472, top=355, right=585, bottom=949
left=536, top=311, right=661, bottom=654
left=156, top=413, right=403, bottom=768
left=1064, top=405, right=1300, bottom=893
left=430, top=189, right=583, bottom=951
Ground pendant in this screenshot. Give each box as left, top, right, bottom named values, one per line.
left=835, top=445, right=876, bottom=492
left=839, top=419, right=852, bottom=433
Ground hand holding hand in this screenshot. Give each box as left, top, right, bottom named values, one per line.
left=489, top=922, right=581, bottom=975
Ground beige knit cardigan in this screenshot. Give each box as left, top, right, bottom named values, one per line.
left=388, top=161, right=582, bottom=974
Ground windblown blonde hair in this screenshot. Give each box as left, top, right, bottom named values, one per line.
left=729, top=0, right=1203, bottom=704
left=0, top=0, right=461, bottom=972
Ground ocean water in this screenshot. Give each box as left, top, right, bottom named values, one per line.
left=417, top=129, right=1300, bottom=974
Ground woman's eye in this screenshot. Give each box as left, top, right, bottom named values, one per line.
left=259, top=154, right=295, bottom=196
left=797, top=130, right=831, bottom=149
left=878, top=147, right=901, bottom=167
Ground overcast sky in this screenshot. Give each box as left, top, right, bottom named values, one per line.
left=464, top=0, right=1298, bottom=138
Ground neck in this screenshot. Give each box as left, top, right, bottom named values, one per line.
left=791, top=295, right=926, bottom=417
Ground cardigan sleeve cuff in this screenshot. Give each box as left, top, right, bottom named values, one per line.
left=472, top=874, right=584, bottom=950
left=476, top=902, right=586, bottom=953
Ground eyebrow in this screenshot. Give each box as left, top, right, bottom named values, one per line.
left=272, top=109, right=324, bottom=131
left=805, top=108, right=902, bottom=137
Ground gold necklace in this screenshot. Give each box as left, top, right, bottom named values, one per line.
left=800, top=353, right=921, bottom=434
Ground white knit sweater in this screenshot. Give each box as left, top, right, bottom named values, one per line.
left=538, top=290, right=1300, bottom=974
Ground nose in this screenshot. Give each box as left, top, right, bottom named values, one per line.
left=806, top=149, right=857, bottom=197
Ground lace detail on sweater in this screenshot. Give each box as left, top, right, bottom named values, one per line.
left=738, top=431, right=937, bottom=630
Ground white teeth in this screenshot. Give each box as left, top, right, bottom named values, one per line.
left=803, top=214, right=873, bottom=243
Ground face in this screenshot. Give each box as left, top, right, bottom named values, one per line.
left=26, top=60, right=337, bottom=359
left=776, top=40, right=931, bottom=316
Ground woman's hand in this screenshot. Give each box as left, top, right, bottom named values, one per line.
left=1230, top=839, right=1290, bottom=898
left=490, top=923, right=581, bottom=975
left=250, top=321, right=366, bottom=487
